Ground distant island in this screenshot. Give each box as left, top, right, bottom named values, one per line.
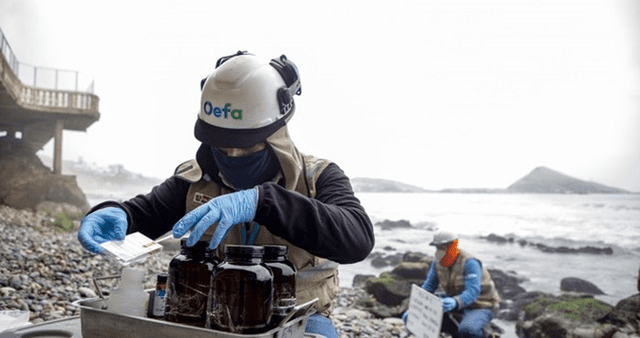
left=350, top=178, right=433, bottom=193
left=505, top=166, right=629, bottom=194
left=351, top=166, right=630, bottom=194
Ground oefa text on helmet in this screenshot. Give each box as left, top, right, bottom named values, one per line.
left=203, top=102, right=242, bottom=120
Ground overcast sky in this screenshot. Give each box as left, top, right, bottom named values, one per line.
left=1, top=0, right=639, bottom=191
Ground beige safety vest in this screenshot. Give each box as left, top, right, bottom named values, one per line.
left=435, top=249, right=501, bottom=310
left=181, top=125, right=338, bottom=316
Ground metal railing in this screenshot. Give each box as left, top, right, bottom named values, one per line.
left=0, top=25, right=98, bottom=113
left=0, top=26, right=94, bottom=93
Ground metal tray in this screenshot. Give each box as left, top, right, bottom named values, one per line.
left=71, top=296, right=316, bottom=338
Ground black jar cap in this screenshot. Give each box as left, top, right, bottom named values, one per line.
left=224, top=244, right=264, bottom=258
left=156, top=273, right=168, bottom=282
left=180, top=238, right=209, bottom=251
left=262, top=245, right=288, bottom=259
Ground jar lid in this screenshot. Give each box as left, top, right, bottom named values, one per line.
left=224, top=245, right=264, bottom=258
left=263, top=245, right=288, bottom=259
left=180, top=238, right=209, bottom=251
left=156, top=273, right=168, bottom=282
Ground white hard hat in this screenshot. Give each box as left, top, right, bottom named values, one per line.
left=194, top=51, right=301, bottom=148
left=430, top=231, right=458, bottom=246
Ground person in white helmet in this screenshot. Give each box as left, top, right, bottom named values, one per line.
left=403, top=231, right=501, bottom=338
left=77, top=51, right=375, bottom=337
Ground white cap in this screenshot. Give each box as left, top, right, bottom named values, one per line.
left=430, top=231, right=458, bottom=246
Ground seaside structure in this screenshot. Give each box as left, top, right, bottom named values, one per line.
left=0, top=26, right=100, bottom=174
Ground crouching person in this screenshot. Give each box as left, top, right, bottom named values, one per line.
left=403, top=231, right=501, bottom=338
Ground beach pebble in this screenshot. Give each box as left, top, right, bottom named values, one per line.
left=78, top=287, right=97, bottom=298
left=0, top=287, right=16, bottom=296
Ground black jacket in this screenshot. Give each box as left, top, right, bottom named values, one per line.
left=89, top=148, right=374, bottom=264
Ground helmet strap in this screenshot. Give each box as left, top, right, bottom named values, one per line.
left=270, top=55, right=301, bottom=115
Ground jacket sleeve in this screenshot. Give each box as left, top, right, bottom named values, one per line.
left=421, top=262, right=439, bottom=293
left=454, top=258, right=482, bottom=309
left=87, top=176, right=191, bottom=240
left=254, top=163, right=374, bottom=264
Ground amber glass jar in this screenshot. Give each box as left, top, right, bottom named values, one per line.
left=262, top=245, right=296, bottom=326
left=164, top=239, right=220, bottom=327
left=207, top=245, right=273, bottom=333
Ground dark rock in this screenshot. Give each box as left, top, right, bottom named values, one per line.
left=514, top=292, right=556, bottom=320
left=488, top=269, right=527, bottom=301
left=382, top=246, right=395, bottom=251
left=517, top=293, right=614, bottom=337
left=390, top=262, right=430, bottom=281
left=0, top=150, right=89, bottom=212
left=367, top=252, right=384, bottom=260
left=9, top=275, right=23, bottom=289
left=599, top=294, right=640, bottom=331
left=516, top=313, right=569, bottom=338
left=497, top=307, right=520, bottom=322
left=364, top=272, right=412, bottom=307
left=414, top=221, right=438, bottom=231
left=385, top=254, right=403, bottom=267
left=402, top=251, right=428, bottom=263
left=370, top=255, right=388, bottom=268
left=368, top=252, right=404, bottom=268
left=560, top=277, right=605, bottom=295
left=375, top=219, right=413, bottom=231
left=352, top=274, right=376, bottom=288
left=366, top=298, right=410, bottom=319
left=481, top=235, right=613, bottom=255
left=484, top=234, right=513, bottom=243
left=536, top=244, right=613, bottom=255
left=495, top=291, right=554, bottom=322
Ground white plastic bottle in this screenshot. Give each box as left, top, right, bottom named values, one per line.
left=107, top=267, right=148, bottom=317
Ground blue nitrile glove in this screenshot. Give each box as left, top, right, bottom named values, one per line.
left=441, top=297, right=457, bottom=313
left=402, top=310, right=409, bottom=324
left=77, top=207, right=128, bottom=254
left=172, top=188, right=258, bottom=250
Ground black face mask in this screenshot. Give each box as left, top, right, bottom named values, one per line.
left=211, top=146, right=281, bottom=190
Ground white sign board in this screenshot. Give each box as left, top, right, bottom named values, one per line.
left=405, top=284, right=443, bottom=338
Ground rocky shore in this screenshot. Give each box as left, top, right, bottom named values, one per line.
left=1, top=207, right=639, bottom=338
left=0, top=205, right=165, bottom=323
left=0, top=205, right=409, bottom=337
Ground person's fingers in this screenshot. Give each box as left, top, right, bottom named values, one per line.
left=173, top=204, right=209, bottom=237
left=78, top=218, right=104, bottom=254
left=187, top=207, right=222, bottom=247
left=208, top=218, right=234, bottom=250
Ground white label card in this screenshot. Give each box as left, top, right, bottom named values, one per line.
left=100, top=232, right=163, bottom=266
left=405, top=284, right=443, bottom=338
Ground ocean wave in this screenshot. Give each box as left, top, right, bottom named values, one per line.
left=581, top=203, right=640, bottom=211
left=371, top=217, right=640, bottom=256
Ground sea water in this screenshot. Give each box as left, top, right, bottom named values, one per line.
left=89, top=191, right=640, bottom=302
left=339, top=192, right=640, bottom=337
left=89, top=191, right=639, bottom=335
